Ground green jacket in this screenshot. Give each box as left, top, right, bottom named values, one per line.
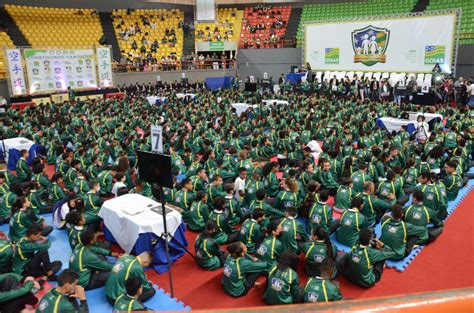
left=97, top=170, right=113, bottom=195
left=9, top=209, right=43, bottom=243
left=335, top=185, right=354, bottom=210
left=239, top=218, right=262, bottom=254
left=0, top=239, right=13, bottom=269
left=336, top=208, right=367, bottom=247
left=443, top=173, right=463, bottom=201
left=105, top=255, right=153, bottom=302
left=264, top=172, right=279, bottom=197
left=208, top=210, right=236, bottom=245
left=274, top=190, right=299, bottom=212
left=225, top=195, right=242, bottom=226
left=222, top=255, right=267, bottom=297
left=308, top=201, right=334, bottom=235
left=344, top=244, right=395, bottom=288
left=403, top=167, right=419, bottom=188
left=379, top=217, right=428, bottom=260
left=249, top=199, right=284, bottom=218
left=279, top=217, right=308, bottom=253
left=263, top=266, right=299, bottom=305
left=74, top=177, right=90, bottom=196
left=378, top=180, right=404, bottom=201
left=404, top=203, right=442, bottom=228
left=69, top=244, right=114, bottom=287
left=416, top=183, right=447, bottom=216
left=357, top=192, right=394, bottom=227
left=302, top=240, right=337, bottom=278
left=173, top=189, right=196, bottom=211
left=49, top=183, right=66, bottom=205
left=351, top=171, right=371, bottom=193
left=16, top=158, right=31, bottom=182
left=256, top=235, right=283, bottom=272
left=320, top=170, right=339, bottom=189
left=36, top=287, right=89, bottom=313
left=186, top=200, right=209, bottom=231
left=0, top=191, right=17, bottom=218
left=0, top=273, right=34, bottom=303
left=113, top=294, right=145, bottom=312
left=194, top=234, right=222, bottom=270
left=303, top=277, right=343, bottom=303
left=242, top=180, right=264, bottom=208
left=13, top=236, right=51, bottom=274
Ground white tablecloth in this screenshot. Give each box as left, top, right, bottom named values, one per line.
left=377, top=117, right=418, bottom=133
left=176, top=93, right=196, bottom=99
left=263, top=99, right=289, bottom=106
left=231, top=103, right=258, bottom=116
left=98, top=193, right=182, bottom=254
left=1, top=137, right=34, bottom=163
left=407, top=112, right=443, bottom=123
left=146, top=96, right=167, bottom=105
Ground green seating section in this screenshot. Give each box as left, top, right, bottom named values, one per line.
left=426, top=0, right=473, bottom=44
left=297, top=0, right=417, bottom=47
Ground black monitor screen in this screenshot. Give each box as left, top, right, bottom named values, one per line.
left=136, top=150, right=173, bottom=188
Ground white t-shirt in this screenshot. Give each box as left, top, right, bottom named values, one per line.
left=112, top=181, right=127, bottom=197
left=54, top=202, right=70, bottom=228
left=234, top=176, right=246, bottom=202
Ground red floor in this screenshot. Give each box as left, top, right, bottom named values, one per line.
left=147, top=190, right=474, bottom=310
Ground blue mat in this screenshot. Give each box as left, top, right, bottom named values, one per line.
left=0, top=214, right=191, bottom=311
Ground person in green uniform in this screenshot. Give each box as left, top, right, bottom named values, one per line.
left=73, top=170, right=90, bottom=196
left=194, top=220, right=228, bottom=271
left=256, top=219, right=283, bottom=272
left=342, top=228, right=396, bottom=288
left=189, top=168, right=208, bottom=192
left=0, top=238, right=13, bottom=273
left=319, top=160, right=339, bottom=194
left=208, top=197, right=239, bottom=244
left=308, top=190, right=339, bottom=235
left=262, top=250, right=299, bottom=305
left=64, top=159, right=81, bottom=191
left=113, top=277, right=149, bottom=312
left=351, top=163, right=371, bottom=194
left=224, top=183, right=242, bottom=226
left=303, top=258, right=343, bottom=303
left=69, top=229, right=116, bottom=290
left=263, top=162, right=280, bottom=198
left=404, top=189, right=443, bottom=242
left=49, top=173, right=66, bottom=207
left=443, top=161, right=463, bottom=201
left=249, top=189, right=284, bottom=218
left=16, top=150, right=32, bottom=182
left=9, top=196, right=52, bottom=243
left=207, top=174, right=226, bottom=210
left=0, top=183, right=18, bottom=225
left=302, top=226, right=337, bottom=278
left=97, top=166, right=118, bottom=197
left=336, top=197, right=367, bottom=247
left=357, top=182, right=395, bottom=227
left=274, top=179, right=299, bottom=213
left=402, top=158, right=419, bottom=194
left=186, top=191, right=209, bottom=231
left=379, top=205, right=428, bottom=260
left=239, top=210, right=265, bottom=254
left=32, top=163, right=51, bottom=200
left=174, top=179, right=196, bottom=212
left=279, top=207, right=308, bottom=254
left=378, top=170, right=408, bottom=205
left=12, top=224, right=62, bottom=280
left=83, top=181, right=104, bottom=229
left=36, top=269, right=89, bottom=313
left=222, top=241, right=267, bottom=297
left=0, top=273, right=39, bottom=312
left=105, top=251, right=155, bottom=304
left=416, top=172, right=447, bottom=220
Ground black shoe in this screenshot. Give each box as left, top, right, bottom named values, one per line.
left=49, top=261, right=63, bottom=275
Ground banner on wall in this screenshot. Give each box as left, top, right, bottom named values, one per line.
left=304, top=13, right=456, bottom=73
left=96, top=47, right=113, bottom=88
left=24, top=48, right=98, bottom=94
left=5, top=49, right=27, bottom=96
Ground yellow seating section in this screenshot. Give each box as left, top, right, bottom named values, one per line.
left=0, top=32, right=15, bottom=79
left=194, top=8, right=242, bottom=42
left=5, top=4, right=103, bottom=47
left=112, top=9, right=184, bottom=60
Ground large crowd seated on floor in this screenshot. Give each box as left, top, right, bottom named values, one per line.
left=0, top=77, right=472, bottom=311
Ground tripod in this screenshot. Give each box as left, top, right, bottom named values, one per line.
left=151, top=184, right=195, bottom=298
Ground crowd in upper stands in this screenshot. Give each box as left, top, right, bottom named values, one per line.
left=0, top=72, right=472, bottom=310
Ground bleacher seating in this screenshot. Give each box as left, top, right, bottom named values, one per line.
left=239, top=5, right=291, bottom=49
left=5, top=5, right=104, bottom=47
left=195, top=8, right=242, bottom=42
left=297, top=0, right=417, bottom=47
left=426, top=0, right=473, bottom=44
left=112, top=9, right=184, bottom=63
left=0, top=32, right=14, bottom=79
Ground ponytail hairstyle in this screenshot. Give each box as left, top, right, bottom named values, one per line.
left=12, top=196, right=28, bottom=214
left=341, top=157, right=353, bottom=179
left=277, top=250, right=298, bottom=272
left=202, top=219, right=218, bottom=238
left=195, top=190, right=207, bottom=202
left=313, top=226, right=334, bottom=259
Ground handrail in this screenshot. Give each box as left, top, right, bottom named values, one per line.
left=113, top=59, right=237, bottom=73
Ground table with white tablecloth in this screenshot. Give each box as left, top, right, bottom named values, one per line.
left=176, top=93, right=196, bottom=100
left=0, top=137, right=38, bottom=170
left=146, top=96, right=167, bottom=105
left=262, top=99, right=289, bottom=106
left=407, top=112, right=443, bottom=124
left=376, top=117, right=418, bottom=134
left=231, top=103, right=258, bottom=116
left=99, top=193, right=187, bottom=273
